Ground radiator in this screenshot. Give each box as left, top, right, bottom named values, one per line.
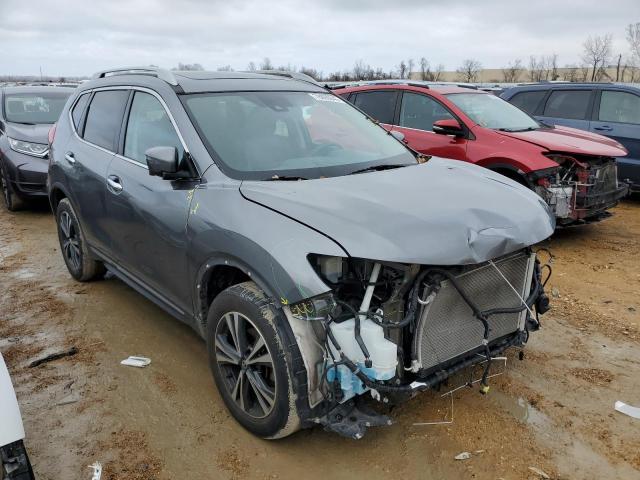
left=412, top=251, right=535, bottom=372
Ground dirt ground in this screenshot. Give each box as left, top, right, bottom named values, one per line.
left=1, top=198, right=639, bottom=480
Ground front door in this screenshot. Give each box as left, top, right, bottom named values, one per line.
left=591, top=89, right=640, bottom=187
left=391, top=91, right=468, bottom=160
left=104, top=90, right=195, bottom=316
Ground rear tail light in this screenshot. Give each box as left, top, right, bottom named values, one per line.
left=48, top=123, right=57, bottom=145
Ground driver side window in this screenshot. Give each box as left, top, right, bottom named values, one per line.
left=124, top=92, right=184, bottom=165
left=399, top=92, right=454, bottom=131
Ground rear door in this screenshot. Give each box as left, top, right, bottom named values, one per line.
left=66, top=89, right=129, bottom=254
left=391, top=91, right=468, bottom=160
left=591, top=89, right=640, bottom=188
left=351, top=90, right=398, bottom=132
left=537, top=88, right=594, bottom=131
left=104, top=89, right=195, bottom=316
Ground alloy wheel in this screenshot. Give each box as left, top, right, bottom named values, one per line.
left=59, top=211, right=82, bottom=271
left=215, top=311, right=277, bottom=418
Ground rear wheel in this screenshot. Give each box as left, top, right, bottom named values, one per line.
left=207, top=282, right=301, bottom=439
left=55, top=198, right=105, bottom=281
left=1, top=440, right=35, bottom=480
left=0, top=164, right=25, bottom=212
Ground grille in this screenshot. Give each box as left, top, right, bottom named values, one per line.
left=413, top=251, right=533, bottom=372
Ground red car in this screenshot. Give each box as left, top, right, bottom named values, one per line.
left=334, top=81, right=629, bottom=226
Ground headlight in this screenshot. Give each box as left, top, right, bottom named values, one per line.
left=289, top=292, right=336, bottom=321
left=8, top=137, right=49, bottom=157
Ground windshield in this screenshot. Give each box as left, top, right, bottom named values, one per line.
left=446, top=93, right=540, bottom=131
left=4, top=91, right=72, bottom=124
left=182, top=91, right=416, bottom=180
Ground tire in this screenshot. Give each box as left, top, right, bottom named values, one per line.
left=55, top=198, right=106, bottom=281
left=207, top=281, right=301, bottom=439
left=1, top=440, right=35, bottom=480
left=0, top=163, right=25, bottom=212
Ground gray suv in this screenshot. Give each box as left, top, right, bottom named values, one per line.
left=48, top=67, right=554, bottom=439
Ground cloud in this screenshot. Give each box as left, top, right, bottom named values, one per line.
left=0, top=0, right=635, bottom=76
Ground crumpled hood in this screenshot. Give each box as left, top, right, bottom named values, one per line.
left=240, top=158, right=555, bottom=265
left=5, top=122, right=51, bottom=144
left=496, top=125, right=627, bottom=157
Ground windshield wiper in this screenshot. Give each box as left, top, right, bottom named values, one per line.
left=264, top=174, right=308, bottom=181
left=497, top=126, right=539, bottom=132
left=11, top=121, right=36, bottom=125
left=348, top=164, right=408, bottom=175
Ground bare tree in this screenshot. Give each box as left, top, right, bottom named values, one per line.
left=501, top=59, right=523, bottom=83
left=456, top=59, right=482, bottom=83
left=246, top=61, right=257, bottom=71
left=407, top=59, right=415, bottom=79
left=172, top=63, right=204, bottom=71
left=419, top=57, right=430, bottom=80
left=217, top=65, right=234, bottom=71
left=432, top=64, right=444, bottom=81
left=300, top=67, right=321, bottom=81
left=528, top=56, right=546, bottom=82
left=582, top=34, right=612, bottom=81
left=563, top=64, right=579, bottom=82
left=547, top=54, right=559, bottom=80
left=627, top=22, right=640, bottom=62
left=397, top=60, right=408, bottom=79
left=260, top=57, right=273, bottom=70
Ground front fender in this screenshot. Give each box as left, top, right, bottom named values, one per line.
left=187, top=182, right=346, bottom=334
left=0, top=353, right=25, bottom=447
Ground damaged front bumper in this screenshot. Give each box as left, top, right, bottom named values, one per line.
left=533, top=157, right=629, bottom=226
left=283, top=249, right=550, bottom=439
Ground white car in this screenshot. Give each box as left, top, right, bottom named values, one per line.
left=0, top=352, right=34, bottom=479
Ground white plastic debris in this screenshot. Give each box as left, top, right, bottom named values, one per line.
left=528, top=466, right=550, bottom=479
left=614, top=400, right=640, bottom=419
left=120, top=356, right=151, bottom=368
left=89, top=462, right=102, bottom=480
left=454, top=452, right=472, bottom=460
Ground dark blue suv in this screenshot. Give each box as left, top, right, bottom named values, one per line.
left=501, top=83, right=640, bottom=192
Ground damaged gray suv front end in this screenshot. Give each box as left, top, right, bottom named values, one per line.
left=49, top=69, right=554, bottom=440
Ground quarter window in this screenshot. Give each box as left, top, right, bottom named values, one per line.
left=509, top=91, right=546, bottom=114
left=124, top=92, right=183, bottom=164
left=543, top=90, right=592, bottom=120
left=353, top=91, right=397, bottom=124
left=598, top=91, right=640, bottom=125
left=399, top=92, right=455, bottom=131
left=83, top=90, right=129, bottom=151
left=71, top=93, right=90, bottom=132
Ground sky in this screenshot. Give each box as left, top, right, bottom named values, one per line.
left=0, top=0, right=637, bottom=77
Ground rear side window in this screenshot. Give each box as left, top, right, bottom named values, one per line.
left=124, top=91, right=184, bottom=164
left=353, top=91, right=397, bottom=124
left=71, top=93, right=90, bottom=131
left=509, top=90, right=546, bottom=114
left=399, top=92, right=454, bottom=131
left=543, top=90, right=591, bottom=120
left=83, top=90, right=129, bottom=151
left=598, top=91, right=640, bottom=125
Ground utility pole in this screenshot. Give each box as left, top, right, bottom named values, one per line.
left=39, top=66, right=43, bottom=81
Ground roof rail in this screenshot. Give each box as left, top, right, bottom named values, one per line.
left=92, top=66, right=178, bottom=86
left=248, top=70, right=320, bottom=86
left=327, top=80, right=478, bottom=90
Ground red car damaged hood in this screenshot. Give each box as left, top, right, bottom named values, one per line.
left=496, top=125, right=627, bottom=158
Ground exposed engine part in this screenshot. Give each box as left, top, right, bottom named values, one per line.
left=536, top=155, right=628, bottom=224
left=290, top=248, right=550, bottom=437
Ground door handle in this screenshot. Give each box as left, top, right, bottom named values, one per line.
left=107, top=175, right=123, bottom=193
left=64, top=151, right=76, bottom=164
left=594, top=125, right=613, bottom=131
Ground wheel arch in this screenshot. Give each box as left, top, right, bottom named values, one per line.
left=478, top=159, right=533, bottom=188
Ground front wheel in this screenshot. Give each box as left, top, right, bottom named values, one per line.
left=0, top=164, right=25, bottom=212
left=55, top=198, right=105, bottom=281
left=207, top=282, right=301, bottom=439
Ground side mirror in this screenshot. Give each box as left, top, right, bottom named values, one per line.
left=146, top=146, right=179, bottom=177
left=432, top=119, right=464, bottom=137
left=390, top=130, right=406, bottom=143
